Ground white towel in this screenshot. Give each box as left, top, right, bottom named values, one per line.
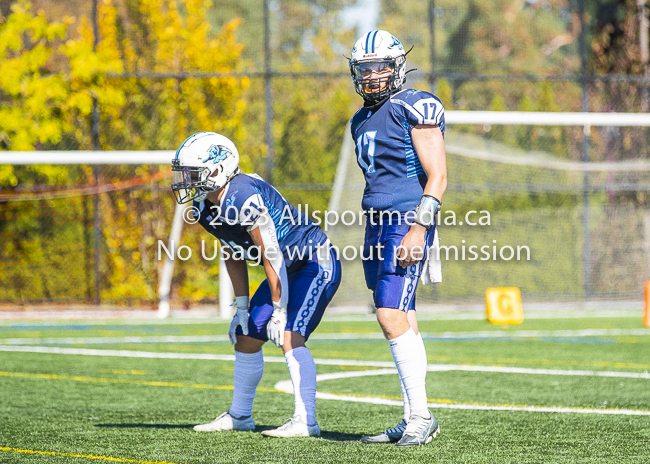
left=420, top=228, right=442, bottom=285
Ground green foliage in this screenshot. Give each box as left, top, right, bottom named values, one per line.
left=436, top=78, right=453, bottom=110
left=274, top=84, right=353, bottom=213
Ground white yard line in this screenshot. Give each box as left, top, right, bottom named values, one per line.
left=0, top=335, right=230, bottom=345
left=0, top=308, right=640, bottom=324
left=2, top=328, right=647, bottom=346
left=315, top=392, right=650, bottom=416
left=273, top=370, right=650, bottom=416
left=3, top=345, right=648, bottom=416
left=1, top=346, right=649, bottom=380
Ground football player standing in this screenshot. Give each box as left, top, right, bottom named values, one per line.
left=348, top=30, right=447, bottom=446
left=171, top=132, right=341, bottom=438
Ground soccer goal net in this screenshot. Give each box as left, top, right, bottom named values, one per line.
left=1, top=112, right=649, bottom=311
left=328, top=111, right=650, bottom=309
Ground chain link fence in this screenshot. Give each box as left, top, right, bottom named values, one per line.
left=1, top=0, right=649, bottom=308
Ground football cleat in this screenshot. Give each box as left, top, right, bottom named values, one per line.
left=193, top=411, right=255, bottom=432
left=395, top=410, right=440, bottom=447
left=261, top=416, right=320, bottom=438
left=360, top=419, right=406, bottom=444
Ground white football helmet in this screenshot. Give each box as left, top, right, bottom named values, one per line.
left=349, top=30, right=407, bottom=104
left=171, top=132, right=240, bottom=204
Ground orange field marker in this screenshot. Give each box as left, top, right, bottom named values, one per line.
left=643, top=280, right=650, bottom=327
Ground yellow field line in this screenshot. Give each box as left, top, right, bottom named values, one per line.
left=0, top=369, right=552, bottom=410
left=0, top=447, right=181, bottom=464
left=97, top=369, right=146, bottom=375
left=0, top=371, right=279, bottom=393
left=314, top=389, right=539, bottom=409
left=317, top=390, right=650, bottom=413
left=317, top=389, right=534, bottom=408
left=6, top=369, right=648, bottom=415
left=428, top=354, right=650, bottom=370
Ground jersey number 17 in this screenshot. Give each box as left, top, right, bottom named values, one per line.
left=356, top=130, right=377, bottom=174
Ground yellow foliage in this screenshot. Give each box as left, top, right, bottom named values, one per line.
left=1, top=0, right=249, bottom=305
left=436, top=78, right=453, bottom=110
left=1, top=0, right=247, bottom=153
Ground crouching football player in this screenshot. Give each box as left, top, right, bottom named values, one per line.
left=171, top=132, right=341, bottom=438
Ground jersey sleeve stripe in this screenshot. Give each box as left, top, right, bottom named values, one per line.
left=432, top=101, right=444, bottom=125
left=403, top=119, right=425, bottom=178
left=391, top=99, right=424, bottom=125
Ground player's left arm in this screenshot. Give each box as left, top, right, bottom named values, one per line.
left=397, top=124, right=447, bottom=268
left=412, top=124, right=447, bottom=201
left=247, top=212, right=290, bottom=347
left=248, top=224, right=285, bottom=304
left=238, top=191, right=289, bottom=306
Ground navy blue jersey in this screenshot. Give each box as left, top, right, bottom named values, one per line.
left=193, top=173, right=328, bottom=273
left=350, top=89, right=445, bottom=212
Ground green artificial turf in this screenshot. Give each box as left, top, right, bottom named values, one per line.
left=0, top=315, right=649, bottom=463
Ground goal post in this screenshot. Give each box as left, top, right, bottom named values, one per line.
left=327, top=110, right=650, bottom=308
left=2, top=111, right=649, bottom=311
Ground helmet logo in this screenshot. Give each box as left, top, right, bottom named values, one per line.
left=388, top=36, right=403, bottom=50
left=204, top=145, right=230, bottom=164
left=363, top=53, right=378, bottom=58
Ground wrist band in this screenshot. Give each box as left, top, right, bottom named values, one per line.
left=272, top=301, right=287, bottom=314
left=414, top=195, right=441, bottom=230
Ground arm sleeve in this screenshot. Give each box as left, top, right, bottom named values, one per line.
left=254, top=209, right=289, bottom=305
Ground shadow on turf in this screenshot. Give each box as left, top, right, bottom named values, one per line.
left=319, top=431, right=366, bottom=441
left=95, top=424, right=194, bottom=429
left=255, top=426, right=364, bottom=441
left=95, top=424, right=365, bottom=440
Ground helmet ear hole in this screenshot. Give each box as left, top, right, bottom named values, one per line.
left=210, top=166, right=223, bottom=179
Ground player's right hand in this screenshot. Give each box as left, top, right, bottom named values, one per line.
left=266, top=301, right=287, bottom=348
left=228, top=297, right=250, bottom=345
left=397, top=224, right=426, bottom=268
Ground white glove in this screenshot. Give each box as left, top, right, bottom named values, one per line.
left=228, top=296, right=250, bottom=345
left=266, top=301, right=287, bottom=348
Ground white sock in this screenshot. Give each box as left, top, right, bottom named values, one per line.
left=417, top=331, right=428, bottom=373
left=400, top=332, right=426, bottom=422
left=399, top=331, right=427, bottom=422
left=229, top=350, right=264, bottom=418
left=285, top=347, right=317, bottom=425
left=388, top=328, right=429, bottom=418
left=400, top=377, right=410, bottom=422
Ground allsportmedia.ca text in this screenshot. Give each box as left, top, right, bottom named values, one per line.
left=157, top=240, right=530, bottom=264
left=183, top=204, right=492, bottom=231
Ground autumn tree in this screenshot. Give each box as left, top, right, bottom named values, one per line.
left=0, top=0, right=250, bottom=305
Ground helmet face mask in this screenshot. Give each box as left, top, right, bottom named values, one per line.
left=171, top=132, right=240, bottom=204
left=349, top=31, right=406, bottom=104
left=350, top=57, right=404, bottom=102
left=171, top=160, right=213, bottom=204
